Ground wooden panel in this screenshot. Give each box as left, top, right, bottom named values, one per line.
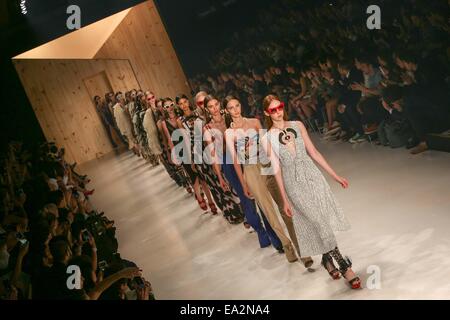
left=95, top=0, right=191, bottom=99
left=13, top=59, right=141, bottom=164
left=83, top=71, right=113, bottom=102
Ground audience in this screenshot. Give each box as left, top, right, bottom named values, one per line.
left=187, top=0, right=449, bottom=153
left=0, top=141, right=155, bottom=300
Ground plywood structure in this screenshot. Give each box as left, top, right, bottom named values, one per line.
left=13, top=0, right=190, bottom=164
left=95, top=0, right=190, bottom=98
left=13, top=59, right=140, bottom=164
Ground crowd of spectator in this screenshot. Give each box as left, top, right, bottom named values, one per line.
left=0, top=141, right=155, bottom=300
left=189, top=0, right=450, bottom=153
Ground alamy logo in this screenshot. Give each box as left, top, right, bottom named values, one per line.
left=366, top=265, right=382, bottom=289
left=366, top=5, right=381, bottom=30
left=66, top=5, right=81, bottom=30
left=66, top=265, right=81, bottom=290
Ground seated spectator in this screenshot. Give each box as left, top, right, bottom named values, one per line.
left=381, top=86, right=450, bottom=154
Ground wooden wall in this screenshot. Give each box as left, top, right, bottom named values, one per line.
left=13, top=0, right=190, bottom=164
left=95, top=0, right=191, bottom=98
left=13, top=59, right=140, bottom=164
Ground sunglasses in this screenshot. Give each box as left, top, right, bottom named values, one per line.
left=196, top=100, right=204, bottom=107
left=147, top=96, right=155, bottom=101
left=164, top=103, right=175, bottom=108
left=267, top=102, right=285, bottom=114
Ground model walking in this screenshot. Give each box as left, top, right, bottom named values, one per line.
left=261, top=94, right=361, bottom=289
left=224, top=96, right=300, bottom=263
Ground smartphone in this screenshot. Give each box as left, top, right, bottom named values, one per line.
left=134, top=276, right=145, bottom=288
left=81, top=229, right=90, bottom=242
left=98, top=260, right=108, bottom=271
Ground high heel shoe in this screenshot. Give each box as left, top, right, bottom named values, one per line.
left=208, top=202, right=218, bottom=215
left=196, top=196, right=208, bottom=211
left=339, top=257, right=361, bottom=289
left=321, top=253, right=341, bottom=280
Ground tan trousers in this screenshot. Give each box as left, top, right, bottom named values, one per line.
left=243, top=163, right=297, bottom=263
left=265, top=173, right=313, bottom=266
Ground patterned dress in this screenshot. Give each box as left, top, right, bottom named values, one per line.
left=267, top=121, right=351, bottom=257
left=163, top=118, right=190, bottom=188
left=180, top=113, right=244, bottom=224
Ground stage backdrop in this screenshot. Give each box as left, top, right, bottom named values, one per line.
left=94, top=0, right=190, bottom=98
left=13, top=59, right=140, bottom=164
left=13, top=0, right=190, bottom=164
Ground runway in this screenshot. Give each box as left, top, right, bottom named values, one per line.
left=80, top=134, right=450, bottom=299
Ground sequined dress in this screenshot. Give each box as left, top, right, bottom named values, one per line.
left=267, top=122, right=351, bottom=257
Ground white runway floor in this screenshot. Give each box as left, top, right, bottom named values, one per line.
left=80, top=134, right=450, bottom=299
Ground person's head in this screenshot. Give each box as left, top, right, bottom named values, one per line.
left=396, top=52, right=418, bottom=72
left=176, top=94, right=192, bottom=113
left=381, top=86, right=404, bottom=112
left=145, top=91, right=156, bottom=106
left=162, top=98, right=176, bottom=118
left=204, top=95, right=222, bottom=122
left=58, top=208, right=73, bottom=224
left=156, top=99, right=163, bottom=111
left=262, top=94, right=288, bottom=129
left=47, top=190, right=65, bottom=208
left=377, top=51, right=391, bottom=68
left=358, top=56, right=375, bottom=75
left=337, top=62, right=352, bottom=76
left=223, top=95, right=242, bottom=121
left=252, top=68, right=264, bottom=80
left=115, top=92, right=124, bottom=104
left=194, top=91, right=208, bottom=110
left=125, top=91, right=131, bottom=103
left=49, top=239, right=72, bottom=264
left=93, top=96, right=102, bottom=105
left=42, top=203, right=59, bottom=218
left=220, top=72, right=228, bottom=82
left=106, top=92, right=115, bottom=104
left=354, top=57, right=362, bottom=71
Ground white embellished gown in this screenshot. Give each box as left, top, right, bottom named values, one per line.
left=267, top=122, right=351, bottom=257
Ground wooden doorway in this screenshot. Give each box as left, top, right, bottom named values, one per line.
left=83, top=71, right=124, bottom=149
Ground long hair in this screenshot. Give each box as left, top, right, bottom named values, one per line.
left=222, top=95, right=238, bottom=129
left=176, top=94, right=195, bottom=111
left=262, top=94, right=287, bottom=129
left=203, top=94, right=221, bottom=124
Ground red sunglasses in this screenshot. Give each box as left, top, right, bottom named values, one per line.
left=267, top=102, right=285, bottom=114
left=196, top=100, right=204, bottom=107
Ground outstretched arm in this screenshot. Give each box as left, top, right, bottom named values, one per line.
left=296, top=121, right=348, bottom=188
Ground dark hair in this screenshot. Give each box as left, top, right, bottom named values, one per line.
left=358, top=55, right=376, bottom=66
left=203, top=95, right=220, bottom=124
left=69, top=255, right=95, bottom=290
left=395, top=49, right=418, bottom=64
left=175, top=94, right=189, bottom=105
left=382, top=86, right=404, bottom=105
left=47, top=190, right=64, bottom=206
left=49, top=239, right=70, bottom=263
left=114, top=92, right=122, bottom=100
left=222, top=95, right=239, bottom=128
left=338, top=61, right=352, bottom=71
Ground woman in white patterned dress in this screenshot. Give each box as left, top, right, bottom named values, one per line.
left=260, top=94, right=361, bottom=290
